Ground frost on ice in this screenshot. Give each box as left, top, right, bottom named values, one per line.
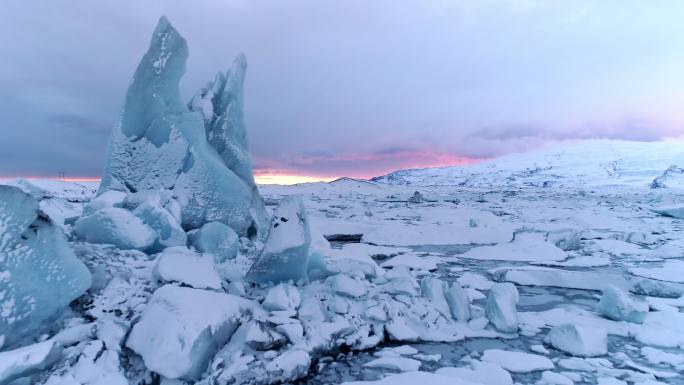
left=97, top=16, right=268, bottom=238
left=0, top=186, right=91, bottom=346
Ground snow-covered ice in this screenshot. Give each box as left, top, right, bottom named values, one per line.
left=480, top=349, right=555, bottom=373
left=544, top=323, right=608, bottom=357
left=125, top=284, right=259, bottom=380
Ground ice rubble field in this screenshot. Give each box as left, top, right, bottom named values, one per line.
left=3, top=147, right=684, bottom=385
left=3, top=16, right=684, bottom=385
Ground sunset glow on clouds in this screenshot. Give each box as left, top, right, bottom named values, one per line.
left=1, top=1, right=684, bottom=181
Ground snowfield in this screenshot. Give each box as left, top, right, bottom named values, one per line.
left=3, top=16, right=684, bottom=385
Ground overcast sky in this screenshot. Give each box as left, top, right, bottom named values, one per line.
left=1, top=1, right=683, bottom=179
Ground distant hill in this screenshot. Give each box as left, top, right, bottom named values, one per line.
left=371, top=139, right=684, bottom=189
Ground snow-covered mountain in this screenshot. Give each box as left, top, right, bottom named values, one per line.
left=372, top=139, right=684, bottom=188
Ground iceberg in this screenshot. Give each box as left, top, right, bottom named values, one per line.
left=97, top=17, right=268, bottom=238
left=246, top=197, right=311, bottom=284
left=0, top=186, right=91, bottom=346
left=485, top=283, right=519, bottom=333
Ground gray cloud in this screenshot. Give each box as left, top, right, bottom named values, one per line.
left=1, top=0, right=683, bottom=178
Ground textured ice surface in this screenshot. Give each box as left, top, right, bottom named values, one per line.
left=126, top=284, right=259, bottom=380
left=0, top=186, right=91, bottom=346
left=189, top=221, right=239, bottom=263
left=597, top=285, right=649, bottom=323
left=480, top=349, right=554, bottom=373
left=153, top=246, right=222, bottom=289
left=544, top=323, right=608, bottom=357
left=485, top=283, right=519, bottom=333
left=74, top=207, right=157, bottom=251
left=436, top=361, right=513, bottom=385
left=97, top=17, right=268, bottom=238
left=246, top=196, right=311, bottom=284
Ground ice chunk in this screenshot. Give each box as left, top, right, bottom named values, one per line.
left=596, top=285, right=648, bottom=323
left=436, top=360, right=513, bottom=385
left=445, top=283, right=471, bottom=322
left=364, top=356, right=422, bottom=372
left=82, top=190, right=126, bottom=216
left=0, top=340, right=61, bottom=384
left=126, top=285, right=259, bottom=380
left=153, top=246, right=222, bottom=290
left=98, top=17, right=268, bottom=238
left=244, top=320, right=286, bottom=350
left=246, top=197, right=311, bottom=284
left=485, top=283, right=519, bottom=333
left=544, top=323, right=608, bottom=357
left=262, top=283, right=301, bottom=311
left=132, top=199, right=186, bottom=251
left=420, top=277, right=451, bottom=319
left=74, top=207, right=157, bottom=251
left=264, top=349, right=311, bottom=382
left=189, top=221, right=239, bottom=263
left=481, top=349, right=554, bottom=373
left=540, top=371, right=574, bottom=385
left=0, top=186, right=91, bottom=346
left=330, top=274, right=366, bottom=298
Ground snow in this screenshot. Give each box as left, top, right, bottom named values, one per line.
left=97, top=17, right=268, bottom=238
left=485, top=283, right=519, bottom=333
left=364, top=356, right=422, bottom=372
left=189, top=221, right=239, bottom=262
left=74, top=207, right=157, bottom=251
left=153, top=246, right=222, bottom=289
left=330, top=274, right=367, bottom=298
left=262, top=283, right=301, bottom=311
left=125, top=284, right=259, bottom=380
left=436, top=360, right=513, bottom=385
left=246, top=196, right=311, bottom=284
left=131, top=197, right=187, bottom=251
left=480, top=349, right=555, bottom=373
left=343, top=371, right=484, bottom=385
left=0, top=186, right=91, bottom=346
left=544, top=323, right=608, bottom=357
left=596, top=285, right=649, bottom=323
left=459, top=231, right=568, bottom=262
